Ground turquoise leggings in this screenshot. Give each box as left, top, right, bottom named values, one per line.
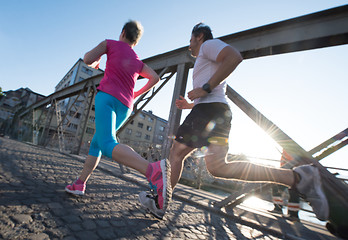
left=89, top=91, right=132, bottom=158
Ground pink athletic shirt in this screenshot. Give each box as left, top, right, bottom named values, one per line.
left=97, top=40, right=144, bottom=109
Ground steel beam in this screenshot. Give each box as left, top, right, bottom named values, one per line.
left=309, top=128, right=348, bottom=156
left=144, top=5, right=348, bottom=68
left=72, top=85, right=96, bottom=155
left=222, top=86, right=348, bottom=210
left=19, top=5, right=348, bottom=117
left=19, top=74, right=103, bottom=117
left=162, top=63, right=190, bottom=158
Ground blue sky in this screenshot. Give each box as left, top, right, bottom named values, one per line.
left=1, top=1, right=347, bottom=172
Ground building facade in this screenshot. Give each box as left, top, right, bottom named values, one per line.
left=0, top=88, right=45, bottom=136
left=54, top=58, right=103, bottom=137
left=118, top=110, right=168, bottom=161
left=1, top=59, right=168, bottom=159
left=50, top=59, right=103, bottom=152
left=55, top=58, right=103, bottom=92
left=51, top=59, right=168, bottom=157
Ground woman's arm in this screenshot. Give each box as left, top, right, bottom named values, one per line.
left=134, top=64, right=160, bottom=99
left=83, top=40, right=107, bottom=68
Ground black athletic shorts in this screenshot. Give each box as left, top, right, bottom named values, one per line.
left=175, top=102, right=232, bottom=148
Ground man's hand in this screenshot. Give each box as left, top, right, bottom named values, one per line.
left=176, top=96, right=194, bottom=109
left=187, top=88, right=208, bottom=101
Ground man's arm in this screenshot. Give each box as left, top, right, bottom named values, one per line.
left=208, top=45, right=243, bottom=89
left=187, top=45, right=243, bottom=101
left=176, top=96, right=194, bottom=109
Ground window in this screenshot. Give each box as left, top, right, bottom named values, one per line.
left=145, top=134, right=150, bottom=140
left=68, top=123, right=78, bottom=130
left=82, top=66, right=93, bottom=76
left=86, top=127, right=95, bottom=134
left=136, top=131, right=142, bottom=138
left=148, top=117, right=154, bottom=122
left=126, top=128, right=132, bottom=135
left=159, top=126, right=165, bottom=132
left=69, top=111, right=75, bottom=117
left=130, top=120, right=134, bottom=125
left=89, top=116, right=95, bottom=123
left=147, top=126, right=152, bottom=131
left=69, top=111, right=81, bottom=119
left=139, top=113, right=145, bottom=119
left=158, top=135, right=164, bottom=141
left=138, top=123, right=144, bottom=128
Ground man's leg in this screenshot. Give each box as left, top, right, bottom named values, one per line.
left=287, top=188, right=300, bottom=220
left=111, top=143, right=171, bottom=211
left=271, top=185, right=284, bottom=213
left=204, top=144, right=295, bottom=187
left=204, top=143, right=328, bottom=221
left=169, top=140, right=195, bottom=189
left=138, top=140, right=193, bottom=219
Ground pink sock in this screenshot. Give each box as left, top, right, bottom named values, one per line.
left=75, top=178, right=85, bottom=185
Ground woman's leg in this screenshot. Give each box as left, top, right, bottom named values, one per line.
left=93, top=92, right=149, bottom=175
left=112, top=143, right=149, bottom=175
left=79, top=154, right=101, bottom=182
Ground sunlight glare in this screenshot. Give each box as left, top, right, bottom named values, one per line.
left=242, top=196, right=274, bottom=211
left=229, top=110, right=282, bottom=167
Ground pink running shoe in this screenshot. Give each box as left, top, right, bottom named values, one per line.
left=65, top=182, right=86, bottom=196
left=146, top=159, right=172, bottom=210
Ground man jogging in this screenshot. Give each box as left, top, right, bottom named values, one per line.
left=139, top=23, right=329, bottom=222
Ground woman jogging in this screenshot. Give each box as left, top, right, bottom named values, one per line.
left=65, top=20, right=171, bottom=212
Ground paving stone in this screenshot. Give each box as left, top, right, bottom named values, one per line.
left=68, top=223, right=83, bottom=232
left=0, top=138, right=320, bottom=240
left=197, top=235, right=207, bottom=240
left=12, top=214, right=33, bottom=224
left=95, top=219, right=110, bottom=228
left=75, top=231, right=99, bottom=240
left=110, top=219, right=127, bottom=227
left=62, top=215, right=81, bottom=224
left=97, top=228, right=117, bottom=239
left=82, top=219, right=97, bottom=230
left=26, top=232, right=50, bottom=240
left=62, top=235, right=77, bottom=240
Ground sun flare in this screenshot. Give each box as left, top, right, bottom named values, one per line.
left=229, top=117, right=282, bottom=167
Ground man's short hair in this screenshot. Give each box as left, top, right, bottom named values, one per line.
left=122, top=20, right=144, bottom=45
left=192, top=23, right=213, bottom=42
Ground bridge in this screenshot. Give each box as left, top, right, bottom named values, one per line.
left=0, top=136, right=340, bottom=239
left=2, top=5, right=348, bottom=239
